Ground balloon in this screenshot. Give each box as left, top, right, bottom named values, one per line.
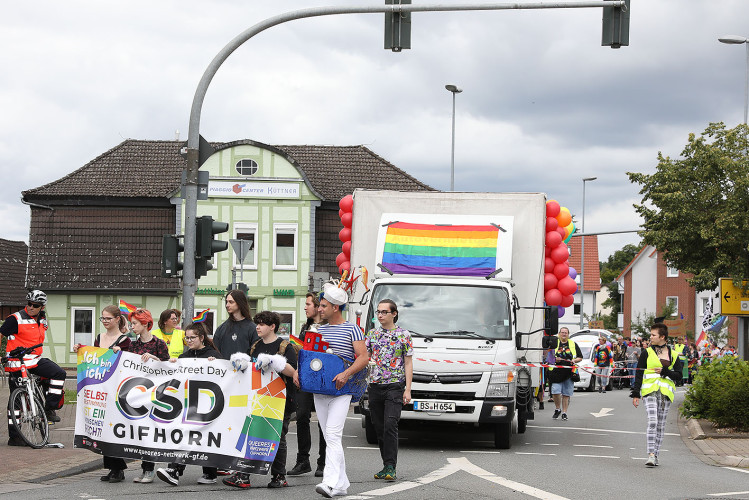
left=341, top=212, right=353, bottom=228
left=563, top=221, right=576, bottom=243
left=545, top=257, right=555, bottom=274
left=553, top=262, right=569, bottom=280
left=545, top=231, right=562, bottom=248
left=561, top=294, right=575, bottom=308
left=339, top=227, right=351, bottom=243
left=550, top=243, right=569, bottom=264
left=568, top=267, right=577, bottom=280
left=335, top=252, right=347, bottom=267
left=556, top=227, right=566, bottom=239
left=558, top=307, right=566, bottom=318
left=546, top=217, right=559, bottom=232
left=557, top=276, right=578, bottom=296
left=556, top=207, right=572, bottom=227
left=342, top=240, right=351, bottom=257
left=545, top=289, right=562, bottom=306
left=546, top=200, right=560, bottom=218
left=339, top=195, right=354, bottom=213
left=545, top=246, right=551, bottom=258
left=544, top=273, right=558, bottom=291
left=338, top=209, right=344, bottom=218
left=338, top=261, right=351, bottom=275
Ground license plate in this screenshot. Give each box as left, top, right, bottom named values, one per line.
left=412, top=401, right=455, bottom=412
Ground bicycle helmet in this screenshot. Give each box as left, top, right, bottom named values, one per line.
left=26, top=289, right=47, bottom=306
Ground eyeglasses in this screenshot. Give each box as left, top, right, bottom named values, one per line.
left=184, top=336, right=199, bottom=341
left=375, top=310, right=392, bottom=316
left=100, top=317, right=116, bottom=322
left=27, top=302, right=42, bottom=308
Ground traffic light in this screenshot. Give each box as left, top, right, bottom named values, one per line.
left=225, top=282, right=249, bottom=295
left=602, top=0, right=630, bottom=48
left=384, top=0, right=411, bottom=52
left=161, top=234, right=184, bottom=278
left=195, top=216, right=229, bottom=278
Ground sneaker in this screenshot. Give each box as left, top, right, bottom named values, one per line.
left=383, top=465, right=396, bottom=481
left=216, top=469, right=232, bottom=476
left=561, top=413, right=568, bottom=421
left=538, top=402, right=544, bottom=410
left=374, top=467, right=388, bottom=480
left=133, top=470, right=155, bottom=483
left=645, top=453, right=656, bottom=467
left=7, top=437, right=26, bottom=447
left=156, top=468, right=179, bottom=486
left=197, top=474, right=217, bottom=484
left=287, top=461, right=312, bottom=475
left=46, top=409, right=61, bottom=423
left=268, top=474, right=288, bottom=488
left=552, top=409, right=561, bottom=419
left=223, top=473, right=252, bottom=489
left=598, top=387, right=602, bottom=393
left=100, top=470, right=114, bottom=482
left=316, top=483, right=333, bottom=498
left=331, top=488, right=348, bottom=497
left=108, top=469, right=125, bottom=483
left=654, top=455, right=659, bottom=466
left=547, top=397, right=554, bottom=402
left=315, top=464, right=325, bottom=477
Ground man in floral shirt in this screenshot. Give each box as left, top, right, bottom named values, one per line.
left=365, top=299, right=413, bottom=482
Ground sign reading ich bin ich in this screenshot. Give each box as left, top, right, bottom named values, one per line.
left=208, top=181, right=300, bottom=199
left=718, top=277, right=749, bottom=316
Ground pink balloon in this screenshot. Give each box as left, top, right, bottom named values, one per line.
left=545, top=257, right=555, bottom=274
left=553, top=262, right=569, bottom=280
left=550, top=243, right=569, bottom=264
left=342, top=240, right=351, bottom=257
left=339, top=227, right=351, bottom=243
left=545, top=288, right=562, bottom=306
left=545, top=231, right=562, bottom=248
left=546, top=217, right=559, bottom=232
left=341, top=212, right=353, bottom=228
left=335, top=252, right=347, bottom=267
left=557, top=276, right=578, bottom=296
left=561, top=294, right=574, bottom=308
left=544, top=273, right=558, bottom=291
left=338, top=261, right=351, bottom=275
left=546, top=200, right=560, bottom=218
left=339, top=195, right=354, bottom=213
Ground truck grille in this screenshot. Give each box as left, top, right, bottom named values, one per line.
left=411, top=390, right=476, bottom=401
left=413, top=372, right=483, bottom=384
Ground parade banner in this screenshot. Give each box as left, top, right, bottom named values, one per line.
left=74, top=347, right=286, bottom=474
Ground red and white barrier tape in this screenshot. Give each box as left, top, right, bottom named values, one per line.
left=413, top=358, right=638, bottom=378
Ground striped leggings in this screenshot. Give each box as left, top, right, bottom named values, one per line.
left=644, top=391, right=671, bottom=455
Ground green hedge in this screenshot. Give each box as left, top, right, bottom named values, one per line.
left=681, top=356, right=749, bottom=431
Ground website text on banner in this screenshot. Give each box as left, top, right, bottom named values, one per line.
left=74, top=346, right=286, bottom=474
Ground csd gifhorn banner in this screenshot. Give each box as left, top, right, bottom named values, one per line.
left=74, top=347, right=286, bottom=474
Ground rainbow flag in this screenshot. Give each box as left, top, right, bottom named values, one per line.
left=118, top=299, right=137, bottom=317
left=192, top=309, right=209, bottom=323
left=381, top=221, right=500, bottom=276
left=288, top=334, right=303, bottom=347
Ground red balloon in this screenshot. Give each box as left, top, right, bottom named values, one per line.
left=546, top=217, right=559, bottom=232
left=338, top=261, right=351, bottom=275
left=560, top=294, right=575, bottom=308
left=557, top=276, right=578, bottom=296
left=545, top=288, right=562, bottom=306
left=545, top=231, right=562, bottom=248
left=341, top=212, right=353, bottom=228
left=544, top=257, right=555, bottom=274
left=550, top=243, right=569, bottom=264
left=338, top=209, right=344, bottom=218
left=342, top=240, right=351, bottom=257
left=556, top=227, right=566, bottom=239
left=553, top=262, right=569, bottom=280
left=339, top=195, right=354, bottom=213
left=339, top=227, right=351, bottom=243
left=335, top=252, right=347, bottom=267
left=545, top=246, right=551, bottom=258
left=546, top=200, right=560, bottom=218
left=544, top=273, right=558, bottom=291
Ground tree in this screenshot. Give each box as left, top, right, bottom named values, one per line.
left=599, top=244, right=641, bottom=329
left=628, top=122, right=749, bottom=292
left=629, top=302, right=676, bottom=338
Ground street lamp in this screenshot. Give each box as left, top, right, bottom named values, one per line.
left=580, top=176, right=597, bottom=329
left=445, top=84, right=462, bottom=191
left=718, top=35, right=749, bottom=125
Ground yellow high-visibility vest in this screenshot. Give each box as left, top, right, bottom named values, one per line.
left=641, top=346, right=677, bottom=401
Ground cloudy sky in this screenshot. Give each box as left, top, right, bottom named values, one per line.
left=2, top=1, right=748, bottom=260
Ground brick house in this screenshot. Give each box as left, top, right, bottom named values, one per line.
left=560, top=235, right=601, bottom=330
left=0, top=238, right=29, bottom=320
left=21, top=139, right=433, bottom=366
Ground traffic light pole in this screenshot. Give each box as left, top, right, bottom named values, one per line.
left=182, top=0, right=626, bottom=328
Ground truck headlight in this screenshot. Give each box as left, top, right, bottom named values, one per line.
left=486, top=370, right=516, bottom=398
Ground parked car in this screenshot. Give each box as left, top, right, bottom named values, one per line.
left=570, top=331, right=613, bottom=392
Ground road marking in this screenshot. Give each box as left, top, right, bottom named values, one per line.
left=632, top=457, right=647, bottom=460
left=346, top=457, right=570, bottom=500
left=576, top=432, right=608, bottom=436
left=515, top=452, right=557, bottom=456
left=528, top=425, right=678, bottom=436
left=460, top=450, right=503, bottom=454
left=347, top=446, right=378, bottom=450
left=573, top=444, right=613, bottom=448
left=707, top=492, right=749, bottom=497
left=590, top=407, right=614, bottom=418
left=725, top=467, right=749, bottom=475
left=573, top=454, right=620, bottom=459
left=540, top=443, right=560, bottom=446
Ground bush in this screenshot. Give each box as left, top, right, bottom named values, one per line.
left=681, top=356, right=749, bottom=430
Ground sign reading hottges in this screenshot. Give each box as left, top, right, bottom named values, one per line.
left=74, top=347, right=286, bottom=474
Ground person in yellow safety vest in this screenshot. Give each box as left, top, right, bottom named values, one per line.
left=631, top=323, right=683, bottom=467
left=548, top=327, right=582, bottom=421
left=151, top=309, right=186, bottom=358
left=673, top=337, right=688, bottom=386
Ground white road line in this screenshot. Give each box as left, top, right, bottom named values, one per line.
left=460, top=450, right=503, bottom=454
left=576, top=432, right=608, bottom=436
left=725, top=467, right=749, bottom=474
left=707, top=491, right=749, bottom=497
left=573, top=444, right=613, bottom=448
left=540, top=443, right=560, bottom=446
left=528, top=425, right=678, bottom=436
left=347, top=446, right=379, bottom=450
left=631, top=457, right=647, bottom=460
left=515, top=452, right=557, bottom=456
left=573, top=454, right=620, bottom=459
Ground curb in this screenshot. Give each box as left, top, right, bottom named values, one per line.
left=29, top=458, right=102, bottom=483
left=686, top=418, right=706, bottom=440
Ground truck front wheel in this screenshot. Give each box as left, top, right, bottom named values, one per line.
left=364, top=415, right=378, bottom=445
left=494, top=422, right=512, bottom=449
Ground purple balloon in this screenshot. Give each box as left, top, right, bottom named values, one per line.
left=558, top=307, right=565, bottom=318
left=568, top=267, right=577, bottom=280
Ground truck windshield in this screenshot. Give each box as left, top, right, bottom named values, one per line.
left=368, top=283, right=512, bottom=340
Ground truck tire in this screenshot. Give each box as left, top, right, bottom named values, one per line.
left=364, top=415, right=378, bottom=445
left=494, top=422, right=512, bottom=449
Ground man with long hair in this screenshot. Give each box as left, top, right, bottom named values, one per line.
left=212, top=289, right=258, bottom=358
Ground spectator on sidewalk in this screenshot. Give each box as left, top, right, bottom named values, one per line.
left=593, top=335, right=614, bottom=393
left=151, top=309, right=186, bottom=358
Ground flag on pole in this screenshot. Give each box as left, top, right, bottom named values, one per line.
left=192, top=309, right=210, bottom=323
left=119, top=299, right=137, bottom=317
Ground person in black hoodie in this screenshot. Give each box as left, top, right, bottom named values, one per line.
left=156, top=322, right=222, bottom=486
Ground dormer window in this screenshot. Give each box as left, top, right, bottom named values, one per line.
left=235, top=158, right=258, bottom=176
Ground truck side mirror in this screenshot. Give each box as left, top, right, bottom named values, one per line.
left=542, top=335, right=558, bottom=350
left=545, top=306, right=559, bottom=337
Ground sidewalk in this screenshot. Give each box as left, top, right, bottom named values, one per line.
left=679, top=411, right=749, bottom=468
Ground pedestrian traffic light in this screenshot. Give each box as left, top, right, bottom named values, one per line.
left=195, top=216, right=229, bottom=278
left=225, top=282, right=249, bottom=295
left=601, top=0, right=630, bottom=48
left=161, top=234, right=184, bottom=278
left=384, top=0, right=411, bottom=52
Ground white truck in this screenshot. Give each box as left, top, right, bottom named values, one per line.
left=348, top=189, right=550, bottom=449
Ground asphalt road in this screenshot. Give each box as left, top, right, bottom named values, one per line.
left=10, top=386, right=749, bottom=500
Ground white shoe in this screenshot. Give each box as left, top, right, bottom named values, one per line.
left=316, top=483, right=333, bottom=498
left=331, top=488, right=348, bottom=497
left=133, top=470, right=156, bottom=483
left=197, top=474, right=217, bottom=484
left=645, top=453, right=656, bottom=467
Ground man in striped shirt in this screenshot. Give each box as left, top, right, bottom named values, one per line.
left=313, top=284, right=369, bottom=498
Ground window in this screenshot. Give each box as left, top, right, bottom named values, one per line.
left=666, top=266, right=679, bottom=277
left=573, top=304, right=581, bottom=316
left=234, top=223, right=257, bottom=269
left=235, top=158, right=258, bottom=176
left=273, top=223, right=297, bottom=270
left=666, top=296, right=679, bottom=316
left=276, top=311, right=296, bottom=338
left=71, top=307, right=95, bottom=350
left=701, top=297, right=710, bottom=316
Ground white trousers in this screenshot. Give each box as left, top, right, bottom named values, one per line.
left=313, top=393, right=352, bottom=492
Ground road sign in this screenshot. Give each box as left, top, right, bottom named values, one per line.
left=230, top=239, right=253, bottom=264
left=718, top=278, right=749, bottom=315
